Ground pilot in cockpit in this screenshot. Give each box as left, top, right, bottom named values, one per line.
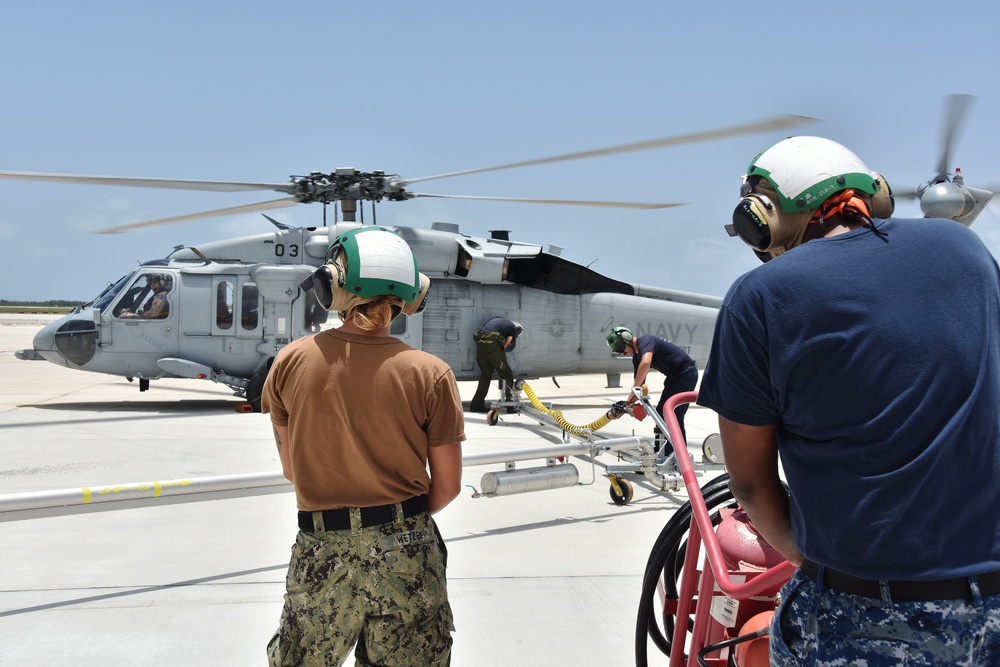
left=119, top=274, right=171, bottom=319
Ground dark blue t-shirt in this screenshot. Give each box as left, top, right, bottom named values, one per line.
left=633, top=335, right=692, bottom=376
left=479, top=317, right=520, bottom=350
left=698, top=218, right=1000, bottom=580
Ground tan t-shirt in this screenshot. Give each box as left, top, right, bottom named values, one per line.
left=263, top=328, right=466, bottom=511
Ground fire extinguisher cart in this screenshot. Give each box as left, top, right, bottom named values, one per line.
left=635, top=389, right=797, bottom=667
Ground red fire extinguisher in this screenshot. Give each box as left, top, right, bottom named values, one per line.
left=716, top=507, right=786, bottom=666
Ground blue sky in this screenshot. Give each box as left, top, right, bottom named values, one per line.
left=2, top=1, right=999, bottom=301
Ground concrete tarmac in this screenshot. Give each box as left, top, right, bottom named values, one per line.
left=0, top=315, right=728, bottom=666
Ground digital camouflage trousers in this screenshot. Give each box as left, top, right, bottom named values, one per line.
left=267, top=509, right=454, bottom=666
left=771, top=568, right=1000, bottom=666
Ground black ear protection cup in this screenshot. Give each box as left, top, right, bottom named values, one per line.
left=311, top=248, right=350, bottom=312
left=729, top=174, right=783, bottom=252
left=729, top=176, right=816, bottom=260
left=731, top=193, right=779, bottom=251
left=313, top=265, right=335, bottom=310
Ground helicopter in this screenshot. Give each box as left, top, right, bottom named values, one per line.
left=14, top=216, right=729, bottom=413
left=7, top=115, right=816, bottom=411
left=5, top=104, right=991, bottom=412
left=893, top=94, right=996, bottom=224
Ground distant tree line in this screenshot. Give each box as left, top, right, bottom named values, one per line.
left=0, top=299, right=85, bottom=307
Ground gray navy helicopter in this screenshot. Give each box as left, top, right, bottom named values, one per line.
left=6, top=101, right=992, bottom=411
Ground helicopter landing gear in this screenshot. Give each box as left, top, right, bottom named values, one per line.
left=608, top=473, right=634, bottom=506
left=245, top=370, right=268, bottom=413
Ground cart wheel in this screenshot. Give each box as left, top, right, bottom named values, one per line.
left=609, top=476, right=634, bottom=505
left=486, top=409, right=500, bottom=426
left=702, top=433, right=723, bottom=464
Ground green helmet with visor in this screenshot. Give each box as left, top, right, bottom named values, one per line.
left=312, top=227, right=425, bottom=316
left=325, top=227, right=420, bottom=303
left=729, top=136, right=886, bottom=258
left=746, top=136, right=879, bottom=213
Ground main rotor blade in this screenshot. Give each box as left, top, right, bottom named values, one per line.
left=935, top=94, right=975, bottom=180
left=96, top=197, right=300, bottom=234
left=0, top=170, right=296, bottom=194
left=411, top=192, right=684, bottom=210
left=402, top=114, right=817, bottom=186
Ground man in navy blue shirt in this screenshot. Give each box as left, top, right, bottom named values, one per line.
left=698, top=135, right=1000, bottom=665
left=605, top=326, right=697, bottom=447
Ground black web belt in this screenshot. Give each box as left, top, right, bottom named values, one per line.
left=800, top=558, right=1000, bottom=601
left=298, top=495, right=428, bottom=533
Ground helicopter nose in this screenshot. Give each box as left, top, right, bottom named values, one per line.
left=30, top=320, right=59, bottom=359
left=32, top=316, right=98, bottom=367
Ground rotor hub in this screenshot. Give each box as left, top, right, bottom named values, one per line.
left=289, top=170, right=410, bottom=204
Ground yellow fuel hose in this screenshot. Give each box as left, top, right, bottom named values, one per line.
left=518, top=381, right=613, bottom=435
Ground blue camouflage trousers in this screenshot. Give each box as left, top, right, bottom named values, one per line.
left=771, top=569, right=1000, bottom=666
left=267, top=509, right=454, bottom=666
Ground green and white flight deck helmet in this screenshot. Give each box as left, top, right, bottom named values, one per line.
left=605, top=326, right=634, bottom=355
left=727, top=136, right=894, bottom=261
left=313, top=227, right=430, bottom=319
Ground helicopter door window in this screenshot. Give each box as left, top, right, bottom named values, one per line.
left=115, top=273, right=172, bottom=319
left=216, top=281, right=234, bottom=330
left=114, top=283, right=149, bottom=318
left=241, top=282, right=259, bottom=331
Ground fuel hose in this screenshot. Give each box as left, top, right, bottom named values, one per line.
left=516, top=380, right=614, bottom=435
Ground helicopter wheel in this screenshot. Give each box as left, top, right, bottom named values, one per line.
left=486, top=408, right=500, bottom=426
left=246, top=370, right=268, bottom=413
left=609, top=475, right=634, bottom=506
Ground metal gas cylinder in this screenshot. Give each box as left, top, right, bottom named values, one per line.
left=716, top=507, right=786, bottom=571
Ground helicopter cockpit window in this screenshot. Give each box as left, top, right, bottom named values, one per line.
left=216, top=281, right=235, bottom=330
left=115, top=273, right=172, bottom=319
left=115, top=282, right=148, bottom=317
left=89, top=271, right=137, bottom=314
left=241, top=282, right=259, bottom=331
